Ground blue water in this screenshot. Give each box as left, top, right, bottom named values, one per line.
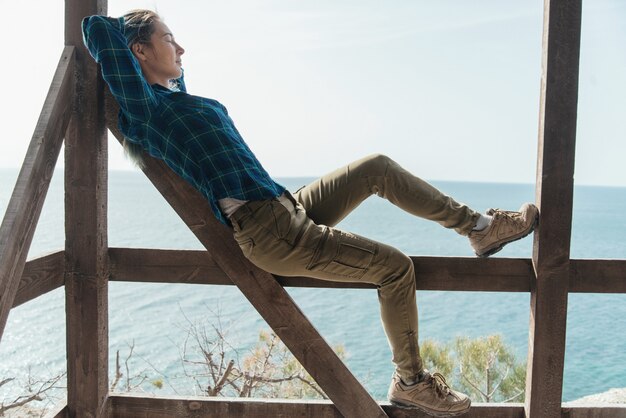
left=1, top=167, right=625, bottom=402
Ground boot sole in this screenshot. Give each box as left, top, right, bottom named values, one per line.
left=390, top=399, right=471, bottom=417
left=475, top=211, right=540, bottom=258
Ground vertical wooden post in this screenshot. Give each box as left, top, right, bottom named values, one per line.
left=64, top=1, right=109, bottom=417
left=526, top=0, right=582, bottom=417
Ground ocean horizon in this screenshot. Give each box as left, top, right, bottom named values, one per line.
left=1, top=167, right=625, bottom=403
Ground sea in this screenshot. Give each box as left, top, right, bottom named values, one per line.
left=1, top=167, right=625, bottom=404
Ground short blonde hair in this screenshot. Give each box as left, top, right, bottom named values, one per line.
left=123, top=9, right=161, bottom=48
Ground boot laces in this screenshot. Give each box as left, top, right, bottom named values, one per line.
left=487, top=208, right=519, bottom=228
left=429, top=372, right=451, bottom=398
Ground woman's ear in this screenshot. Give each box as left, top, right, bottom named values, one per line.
left=131, top=42, right=148, bottom=61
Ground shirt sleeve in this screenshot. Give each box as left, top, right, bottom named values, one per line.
left=81, top=15, right=157, bottom=123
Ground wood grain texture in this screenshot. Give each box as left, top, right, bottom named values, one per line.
left=108, top=394, right=528, bottom=418
left=0, top=47, right=74, bottom=342
left=109, top=248, right=626, bottom=294
left=108, top=248, right=534, bottom=291
left=108, top=395, right=626, bottom=418
left=106, top=92, right=387, bottom=418
left=14, top=251, right=65, bottom=308
left=526, top=1, right=582, bottom=417
left=64, top=1, right=109, bottom=417
left=108, top=248, right=231, bottom=286
left=569, top=259, right=626, bottom=293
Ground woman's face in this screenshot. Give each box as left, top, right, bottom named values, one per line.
left=133, top=19, right=185, bottom=87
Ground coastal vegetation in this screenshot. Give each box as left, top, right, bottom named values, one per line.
left=0, top=313, right=527, bottom=415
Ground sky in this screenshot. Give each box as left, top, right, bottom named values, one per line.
left=1, top=0, right=624, bottom=186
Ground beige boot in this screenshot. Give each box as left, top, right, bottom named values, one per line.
left=388, top=371, right=471, bottom=417
left=469, top=203, right=539, bottom=257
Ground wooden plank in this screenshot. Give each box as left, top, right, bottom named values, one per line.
left=526, top=0, right=582, bottom=417
left=108, top=394, right=343, bottom=418
left=13, top=251, right=65, bottom=308
left=108, top=394, right=626, bottom=418
left=105, top=94, right=386, bottom=418
left=108, top=394, right=529, bottom=418
left=0, top=47, right=75, bottom=342
left=110, top=248, right=626, bottom=293
left=108, top=248, right=232, bottom=286
left=412, top=256, right=532, bottom=292
left=64, top=1, right=108, bottom=417
left=108, top=248, right=534, bottom=291
left=569, top=259, right=626, bottom=293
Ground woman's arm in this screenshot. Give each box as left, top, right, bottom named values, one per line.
left=82, top=15, right=158, bottom=123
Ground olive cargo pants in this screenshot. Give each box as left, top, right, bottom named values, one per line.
left=230, top=154, right=479, bottom=382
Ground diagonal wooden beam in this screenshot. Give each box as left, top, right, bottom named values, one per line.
left=105, top=92, right=387, bottom=418
left=0, top=47, right=75, bottom=342
left=526, top=0, right=582, bottom=416
left=14, top=251, right=65, bottom=308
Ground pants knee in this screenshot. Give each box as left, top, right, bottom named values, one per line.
left=355, top=153, right=393, bottom=177
left=380, top=251, right=415, bottom=289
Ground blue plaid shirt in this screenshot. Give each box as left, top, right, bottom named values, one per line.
left=82, top=15, right=285, bottom=224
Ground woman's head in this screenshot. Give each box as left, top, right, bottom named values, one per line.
left=123, top=9, right=160, bottom=47
left=124, top=9, right=185, bottom=88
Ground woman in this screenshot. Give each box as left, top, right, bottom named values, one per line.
left=82, top=10, right=538, bottom=416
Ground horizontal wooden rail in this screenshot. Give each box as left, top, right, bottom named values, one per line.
left=108, top=393, right=525, bottom=418
left=107, top=248, right=626, bottom=293
left=0, top=46, right=75, bottom=341
left=569, top=259, right=626, bottom=293
left=107, top=394, right=626, bottom=418
left=11, top=249, right=624, bottom=310
left=14, top=251, right=65, bottom=308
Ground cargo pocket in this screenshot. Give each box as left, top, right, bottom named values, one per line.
left=307, top=228, right=376, bottom=280
left=235, top=237, right=255, bottom=259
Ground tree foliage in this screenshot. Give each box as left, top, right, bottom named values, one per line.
left=421, top=335, right=525, bottom=403
left=0, top=368, right=65, bottom=417
left=175, top=311, right=345, bottom=399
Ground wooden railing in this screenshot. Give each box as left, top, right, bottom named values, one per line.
left=2, top=0, right=626, bottom=417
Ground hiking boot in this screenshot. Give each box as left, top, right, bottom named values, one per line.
left=468, top=203, right=539, bottom=257
left=388, top=371, right=471, bottom=417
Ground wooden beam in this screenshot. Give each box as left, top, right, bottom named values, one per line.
left=108, top=394, right=626, bottom=418
left=412, top=256, right=532, bottom=292
left=108, top=248, right=232, bottom=286
left=109, top=248, right=535, bottom=291
left=106, top=94, right=386, bottom=418
left=13, top=251, right=65, bottom=308
left=109, top=248, right=626, bottom=294
left=526, top=0, right=582, bottom=417
left=0, top=47, right=74, bottom=342
left=108, top=394, right=530, bottom=418
left=64, top=1, right=108, bottom=417
left=10, top=246, right=617, bottom=312
left=569, top=259, right=626, bottom=293
left=105, top=395, right=626, bottom=418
